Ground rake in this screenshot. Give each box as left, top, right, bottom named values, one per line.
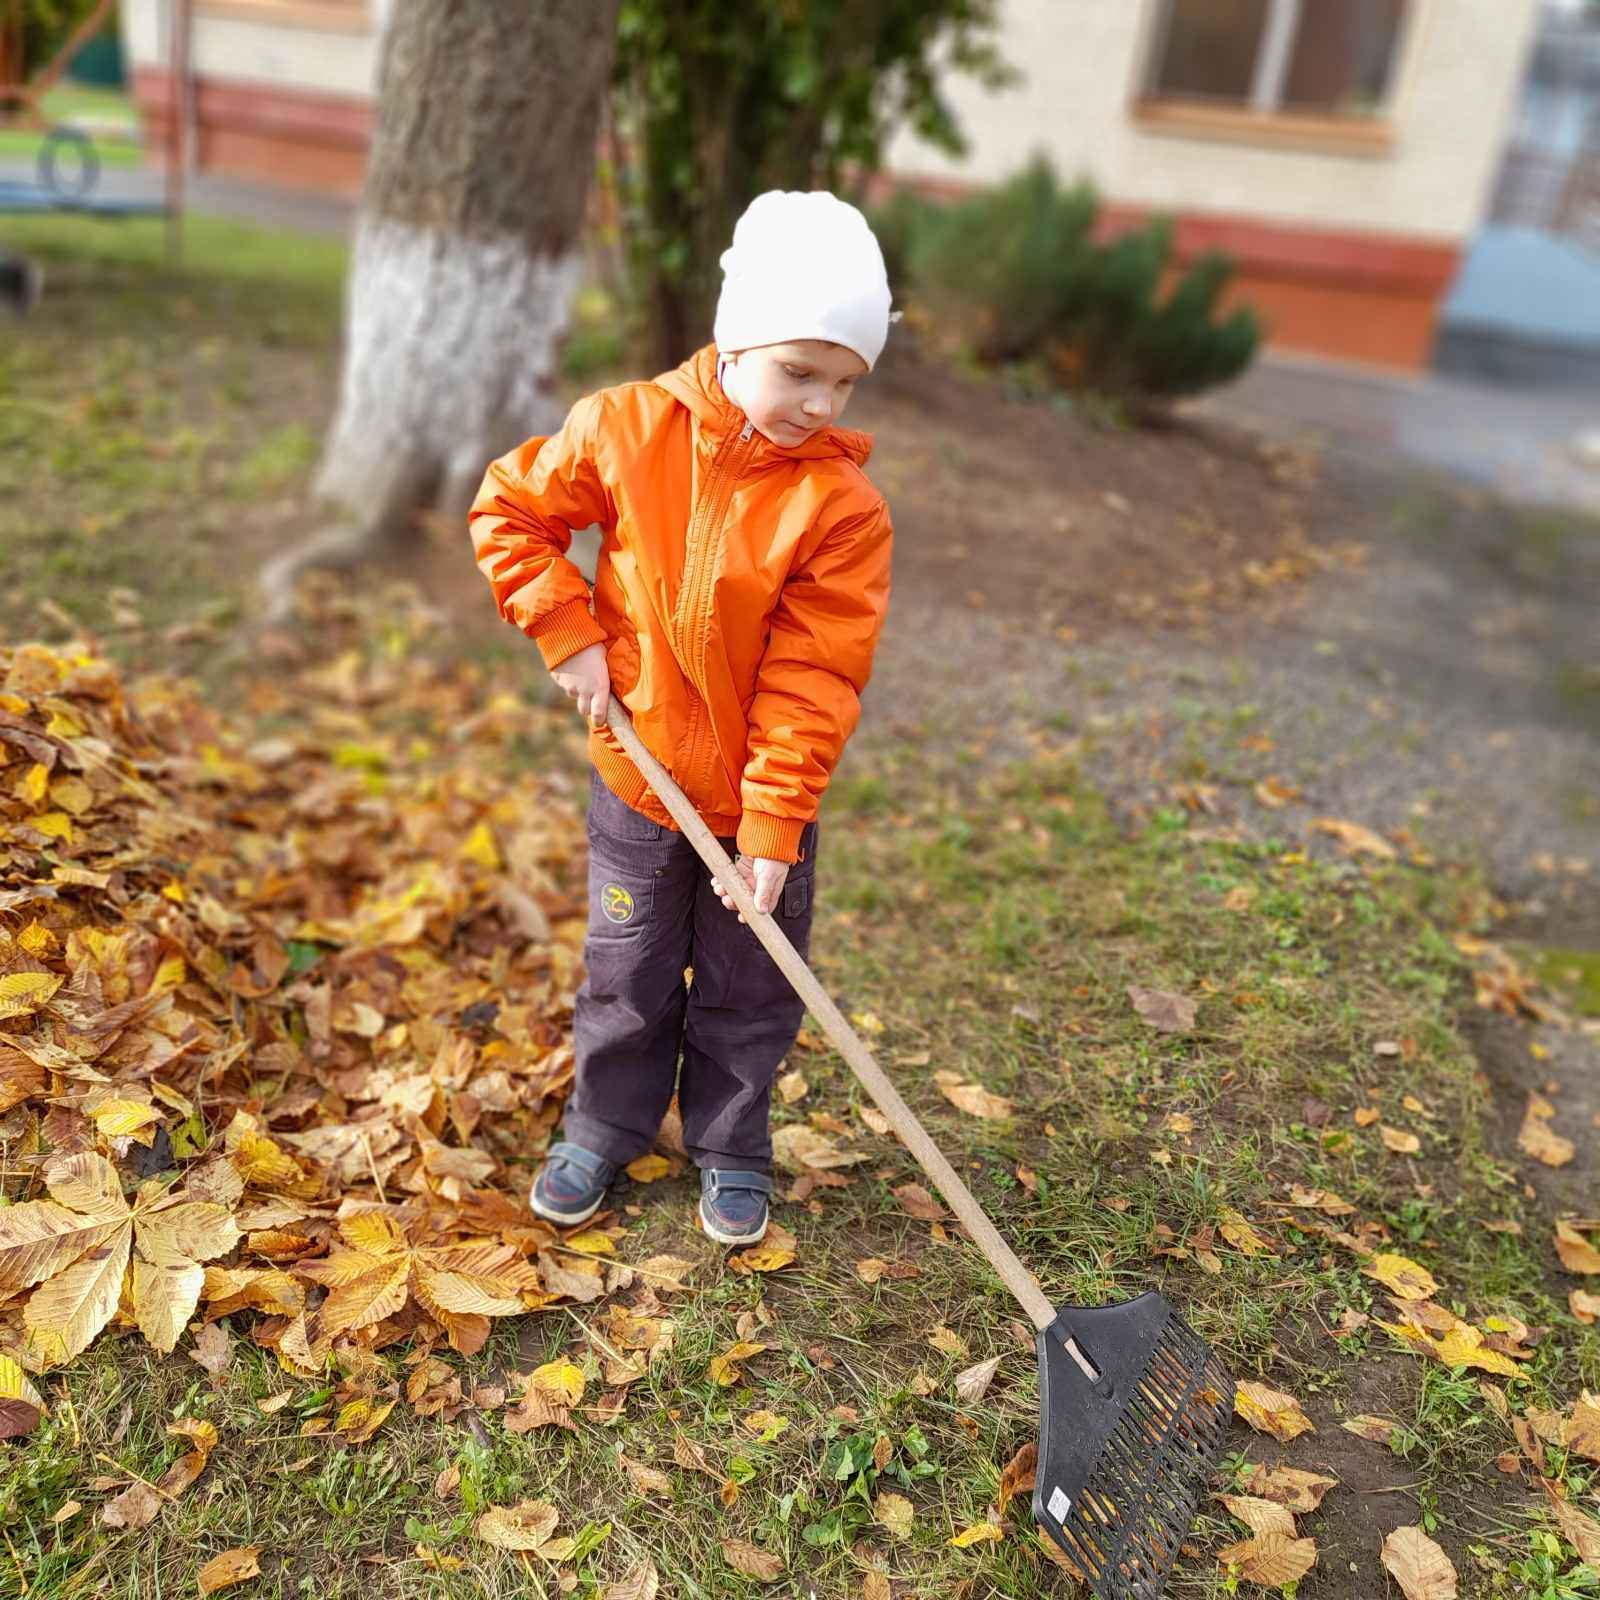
left=605, top=698, right=1235, bottom=1598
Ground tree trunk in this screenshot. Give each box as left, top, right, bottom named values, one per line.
left=262, top=0, right=619, bottom=616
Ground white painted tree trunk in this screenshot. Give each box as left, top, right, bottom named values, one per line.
left=260, top=0, right=618, bottom=618
left=313, top=216, right=580, bottom=526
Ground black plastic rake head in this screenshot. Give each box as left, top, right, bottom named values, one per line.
left=1032, top=1291, right=1234, bottom=1600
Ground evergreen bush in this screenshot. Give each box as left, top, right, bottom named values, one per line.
left=888, top=157, right=1261, bottom=413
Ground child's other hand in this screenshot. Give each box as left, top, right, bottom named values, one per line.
left=711, top=854, right=789, bottom=921
left=551, top=642, right=609, bottom=727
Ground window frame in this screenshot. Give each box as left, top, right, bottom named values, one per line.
left=1132, top=0, right=1412, bottom=157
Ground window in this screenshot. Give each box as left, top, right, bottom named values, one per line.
left=1146, top=0, right=1408, bottom=120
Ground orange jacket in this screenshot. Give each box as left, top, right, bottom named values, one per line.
left=468, top=344, right=893, bottom=864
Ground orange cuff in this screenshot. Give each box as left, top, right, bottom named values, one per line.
left=532, top=596, right=607, bottom=670
left=736, top=811, right=807, bottom=865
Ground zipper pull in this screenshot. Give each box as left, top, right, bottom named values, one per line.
left=740, top=419, right=753, bottom=441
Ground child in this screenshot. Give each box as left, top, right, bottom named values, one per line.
left=469, top=190, right=893, bottom=1246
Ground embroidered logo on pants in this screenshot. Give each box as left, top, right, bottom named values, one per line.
left=600, top=883, right=635, bottom=924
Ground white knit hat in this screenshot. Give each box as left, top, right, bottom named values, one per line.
left=713, top=190, right=893, bottom=371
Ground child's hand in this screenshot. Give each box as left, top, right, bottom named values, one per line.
left=551, top=642, right=609, bottom=727
left=711, top=854, right=789, bottom=921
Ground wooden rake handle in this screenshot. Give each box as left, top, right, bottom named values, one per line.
left=603, top=696, right=1057, bottom=1331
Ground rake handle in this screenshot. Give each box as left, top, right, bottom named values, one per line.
left=603, top=696, right=1057, bottom=1332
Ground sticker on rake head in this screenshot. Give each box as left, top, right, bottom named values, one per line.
left=1047, top=1486, right=1071, bottom=1522
left=600, top=883, right=636, bottom=924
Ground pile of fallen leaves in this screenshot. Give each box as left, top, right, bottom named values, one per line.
left=0, top=599, right=677, bottom=1437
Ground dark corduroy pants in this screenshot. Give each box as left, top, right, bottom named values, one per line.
left=563, top=770, right=816, bottom=1171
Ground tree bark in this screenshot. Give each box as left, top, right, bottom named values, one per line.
left=261, top=0, right=619, bottom=617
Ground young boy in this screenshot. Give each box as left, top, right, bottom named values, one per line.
left=468, top=190, right=893, bottom=1246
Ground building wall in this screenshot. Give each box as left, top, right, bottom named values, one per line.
left=887, top=0, right=1539, bottom=242
left=123, top=0, right=1542, bottom=370
left=884, top=0, right=1542, bottom=370
left=123, top=0, right=381, bottom=194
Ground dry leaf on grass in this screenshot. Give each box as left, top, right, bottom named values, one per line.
left=636, top=1254, right=695, bottom=1291
left=1343, top=1414, right=1403, bottom=1448
left=1234, top=1380, right=1315, bottom=1441
left=928, top=1325, right=969, bottom=1359
left=475, top=1500, right=560, bottom=1552
left=893, top=1183, right=945, bottom=1221
left=939, top=1080, right=1015, bottom=1120
left=1570, top=1288, right=1600, bottom=1323
left=875, top=1490, right=914, bottom=1539
left=997, top=1442, right=1037, bottom=1515
left=101, top=1479, right=163, bottom=1530
left=188, top=1322, right=232, bottom=1378
left=598, top=1559, right=660, bottom=1600
left=1380, top=1525, right=1457, bottom=1600
left=708, top=1340, right=766, bottom=1386
left=1217, top=1494, right=1296, bottom=1540
left=771, top=1124, right=867, bottom=1173
left=197, top=1546, right=262, bottom=1595
left=618, top=1453, right=674, bottom=1499
left=1311, top=817, right=1396, bottom=859
left=0, top=1354, right=44, bottom=1439
left=1518, top=1094, right=1575, bottom=1168
left=1126, top=986, right=1196, bottom=1034
left=776, top=1070, right=809, bottom=1105
left=720, top=1539, right=784, bottom=1580
left=624, top=1154, right=672, bottom=1183
left=1241, top=1465, right=1337, bottom=1512
left=1541, top=1477, right=1600, bottom=1567
left=1380, top=1125, right=1421, bottom=1155
left=1555, top=1219, right=1600, bottom=1274
left=1363, top=1252, right=1439, bottom=1301
left=595, top=1561, right=656, bottom=1600
left=1217, top=1533, right=1318, bottom=1586
left=949, top=1521, right=1005, bottom=1548
left=954, top=1354, right=1004, bottom=1403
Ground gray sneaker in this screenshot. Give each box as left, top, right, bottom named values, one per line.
left=698, top=1168, right=772, bottom=1246
left=529, top=1141, right=617, bottom=1226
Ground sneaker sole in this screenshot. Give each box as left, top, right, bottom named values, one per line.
left=698, top=1196, right=769, bottom=1248
left=529, top=1188, right=605, bottom=1227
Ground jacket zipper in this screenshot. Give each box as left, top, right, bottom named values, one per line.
left=675, top=417, right=755, bottom=800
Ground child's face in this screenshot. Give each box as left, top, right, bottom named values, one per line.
left=724, top=340, right=869, bottom=446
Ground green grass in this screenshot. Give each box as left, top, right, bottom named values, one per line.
left=0, top=212, right=346, bottom=681
left=4, top=217, right=1597, bottom=1599
left=12, top=711, right=1593, bottom=1598
left=0, top=83, right=142, bottom=167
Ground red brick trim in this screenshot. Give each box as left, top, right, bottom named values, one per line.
left=131, top=64, right=374, bottom=149
left=1096, top=203, right=1460, bottom=295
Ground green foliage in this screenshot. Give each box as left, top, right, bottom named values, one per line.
left=609, top=0, right=1013, bottom=367
left=891, top=156, right=1262, bottom=413
left=18, top=0, right=105, bottom=77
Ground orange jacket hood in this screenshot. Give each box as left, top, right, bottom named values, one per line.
left=653, top=345, right=875, bottom=468
left=469, top=344, right=892, bottom=862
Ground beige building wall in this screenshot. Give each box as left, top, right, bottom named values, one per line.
left=122, top=0, right=382, bottom=98
left=886, top=0, right=1541, bottom=245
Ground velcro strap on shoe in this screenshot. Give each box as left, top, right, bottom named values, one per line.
left=548, top=1141, right=616, bottom=1180
left=704, top=1169, right=773, bottom=1198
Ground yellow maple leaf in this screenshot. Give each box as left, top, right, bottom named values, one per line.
left=0, top=971, right=64, bottom=1021
left=529, top=1360, right=586, bottom=1405
left=949, top=1521, right=1005, bottom=1548
left=709, top=1340, right=767, bottom=1386
left=1363, top=1252, right=1440, bottom=1302
left=1234, top=1380, right=1316, bottom=1441
left=624, top=1154, right=672, bottom=1183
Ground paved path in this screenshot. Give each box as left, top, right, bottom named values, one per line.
left=0, top=157, right=354, bottom=238
left=1199, top=354, right=1600, bottom=517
